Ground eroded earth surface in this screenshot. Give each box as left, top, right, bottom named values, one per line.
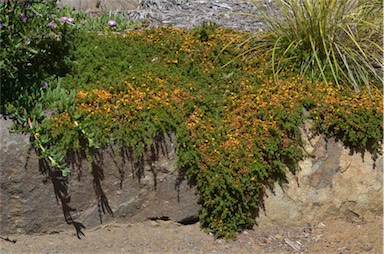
left=1, top=216, right=382, bottom=254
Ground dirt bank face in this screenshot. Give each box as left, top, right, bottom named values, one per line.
left=1, top=216, right=382, bottom=253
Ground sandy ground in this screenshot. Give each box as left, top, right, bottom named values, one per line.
left=1, top=215, right=382, bottom=254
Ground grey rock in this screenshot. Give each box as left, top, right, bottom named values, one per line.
left=0, top=116, right=198, bottom=235
left=257, top=128, right=383, bottom=226
left=1, top=114, right=382, bottom=235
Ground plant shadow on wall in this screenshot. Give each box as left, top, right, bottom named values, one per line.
left=2, top=1, right=383, bottom=240
left=38, top=158, right=86, bottom=239
left=35, top=149, right=115, bottom=239
left=38, top=131, right=186, bottom=238
left=55, top=23, right=381, bottom=239
left=91, top=162, right=114, bottom=224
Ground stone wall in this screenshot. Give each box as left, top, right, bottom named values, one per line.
left=0, top=116, right=198, bottom=235
left=0, top=116, right=382, bottom=235
left=258, top=132, right=383, bottom=226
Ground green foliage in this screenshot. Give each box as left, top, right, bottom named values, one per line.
left=304, top=85, right=383, bottom=159
left=7, top=78, right=76, bottom=176
left=252, top=0, right=383, bottom=91
left=193, top=21, right=221, bottom=42
left=50, top=27, right=381, bottom=238
left=0, top=0, right=75, bottom=112
left=3, top=11, right=382, bottom=239
left=74, top=10, right=140, bottom=32
left=53, top=5, right=140, bottom=33
left=1, top=1, right=140, bottom=175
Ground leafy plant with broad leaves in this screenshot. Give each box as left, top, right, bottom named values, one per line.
left=0, top=0, right=76, bottom=112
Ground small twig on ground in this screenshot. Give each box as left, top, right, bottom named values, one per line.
left=284, top=238, right=301, bottom=251
left=0, top=236, right=17, bottom=243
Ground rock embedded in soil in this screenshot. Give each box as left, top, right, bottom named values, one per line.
left=257, top=126, right=383, bottom=226
left=1, top=115, right=382, bottom=236
left=0, top=116, right=198, bottom=235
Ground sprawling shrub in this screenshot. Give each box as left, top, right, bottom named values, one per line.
left=1, top=1, right=140, bottom=175
left=41, top=27, right=382, bottom=238
left=1, top=4, right=382, bottom=238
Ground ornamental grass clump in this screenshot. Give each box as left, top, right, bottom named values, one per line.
left=252, top=0, right=383, bottom=92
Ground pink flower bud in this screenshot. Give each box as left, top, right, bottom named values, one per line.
left=108, top=20, right=117, bottom=27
